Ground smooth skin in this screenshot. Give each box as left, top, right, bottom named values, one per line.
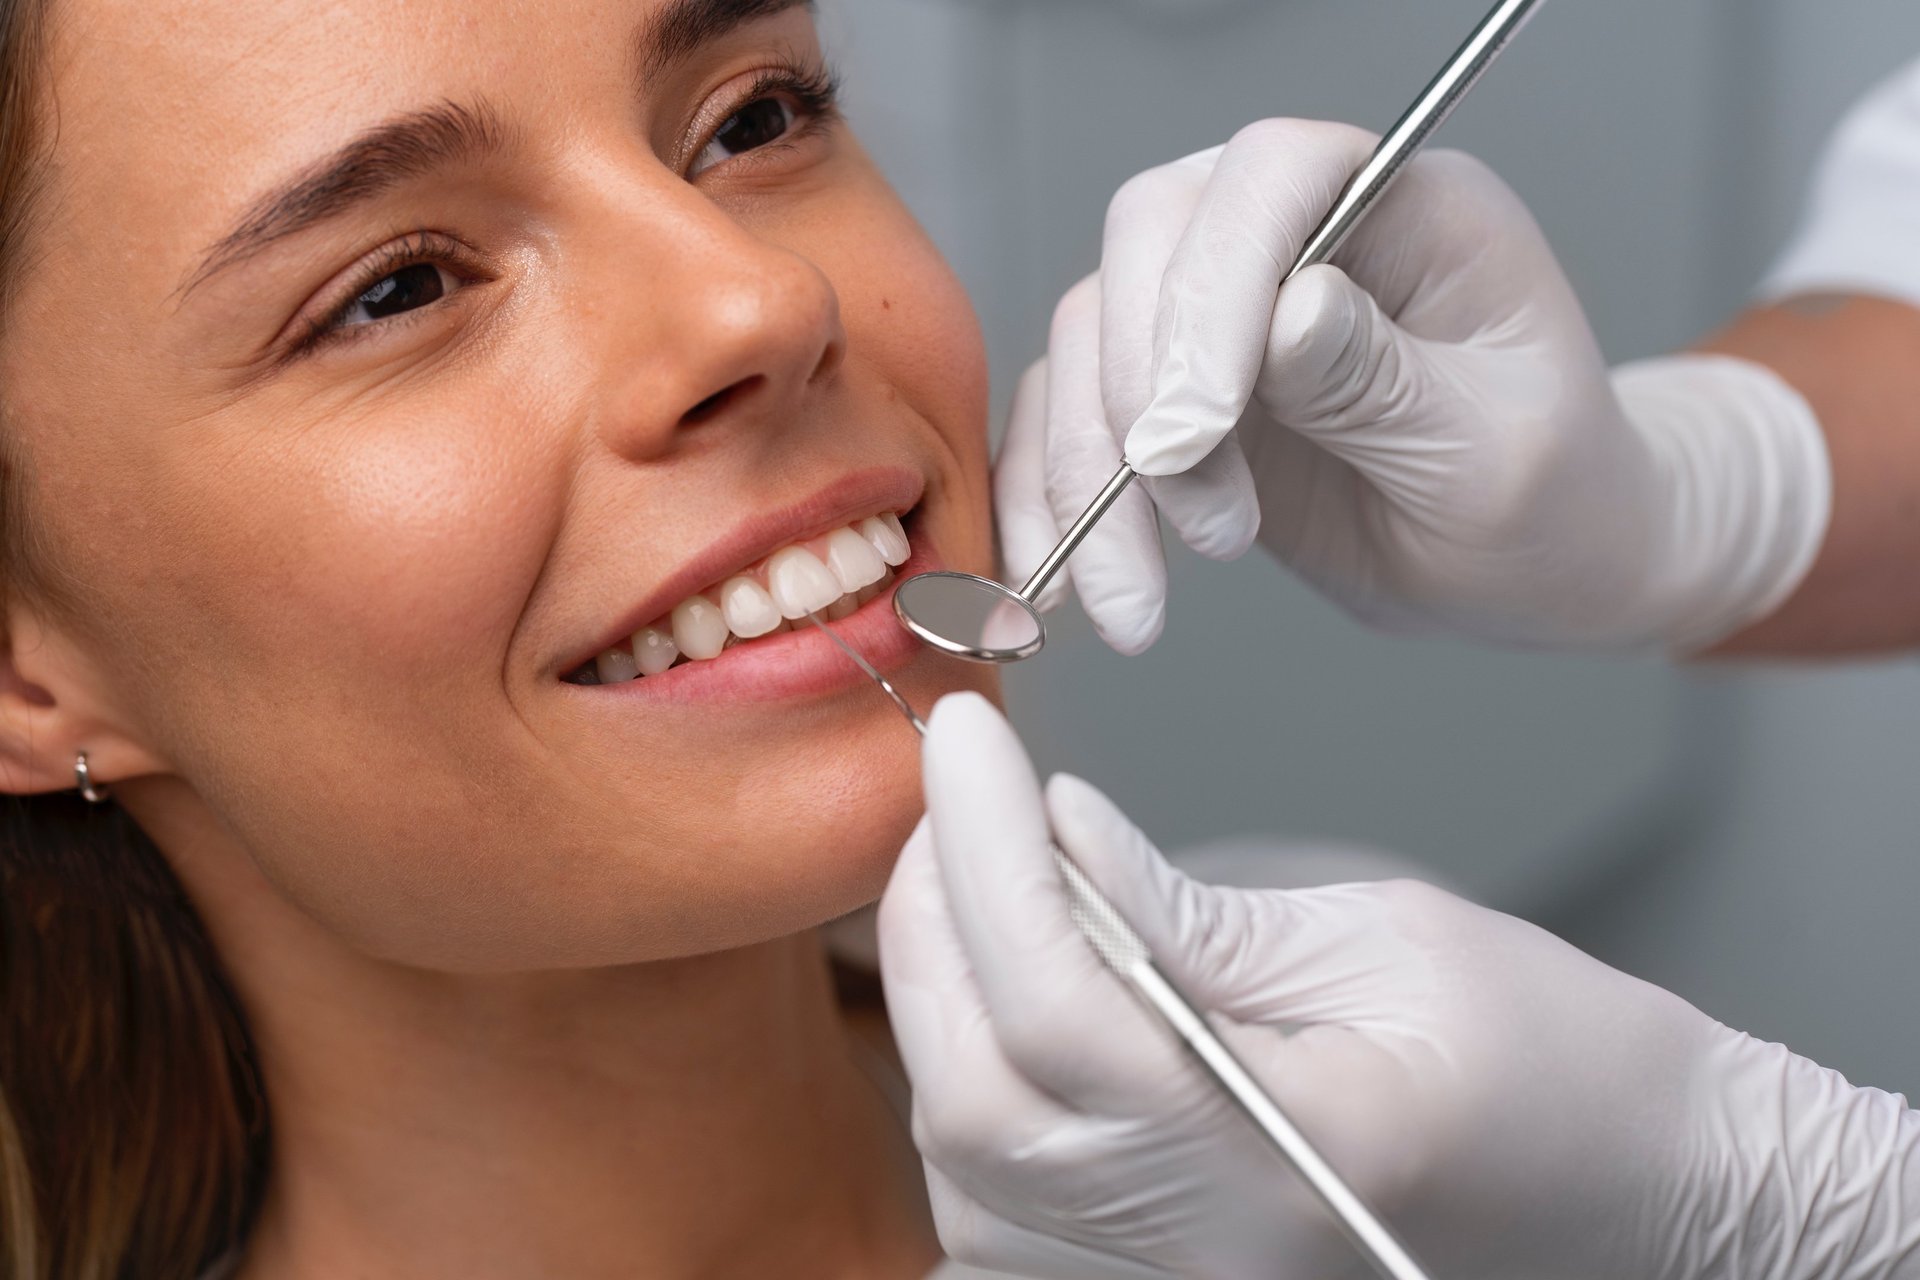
left=0, top=0, right=999, bottom=1275
left=1703, top=294, right=1920, bottom=655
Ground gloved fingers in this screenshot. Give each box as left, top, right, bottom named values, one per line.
left=920, top=693, right=1189, bottom=1112
left=886, top=844, right=1178, bottom=1277
left=1141, top=432, right=1261, bottom=562
left=1097, top=145, right=1220, bottom=438
left=878, top=817, right=993, bottom=1097
left=1043, top=772, right=1430, bottom=1032
left=1124, top=119, right=1381, bottom=478
left=922, top=1163, right=1177, bottom=1280
left=1045, top=274, right=1169, bottom=656
left=1237, top=417, right=1364, bottom=565
left=882, top=820, right=1095, bottom=1202
left=1251, top=264, right=1468, bottom=514
left=993, top=357, right=1072, bottom=614
left=881, top=818, right=1075, bottom=1127
left=1039, top=770, right=1220, bottom=982
left=1331, top=148, right=1567, bottom=340
left=1098, top=147, right=1262, bottom=564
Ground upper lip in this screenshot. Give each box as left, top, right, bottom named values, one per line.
left=561, top=466, right=924, bottom=677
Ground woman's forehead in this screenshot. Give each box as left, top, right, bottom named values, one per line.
left=54, top=0, right=814, bottom=181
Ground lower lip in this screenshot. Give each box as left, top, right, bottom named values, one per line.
left=572, top=535, right=944, bottom=707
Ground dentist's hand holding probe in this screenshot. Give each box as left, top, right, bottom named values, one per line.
left=996, top=119, right=1830, bottom=656
left=879, top=693, right=1920, bottom=1280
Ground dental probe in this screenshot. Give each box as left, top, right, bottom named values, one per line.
left=891, top=0, right=1548, bottom=667
left=805, top=614, right=1435, bottom=1280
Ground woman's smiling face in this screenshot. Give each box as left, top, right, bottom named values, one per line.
left=1, top=0, right=996, bottom=969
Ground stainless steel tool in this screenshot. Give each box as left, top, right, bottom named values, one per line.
left=894, top=0, right=1548, bottom=665
left=807, top=614, right=1435, bottom=1280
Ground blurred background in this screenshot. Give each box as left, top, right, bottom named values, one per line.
left=822, top=0, right=1920, bottom=1093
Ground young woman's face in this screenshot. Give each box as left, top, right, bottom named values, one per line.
left=3, top=0, right=996, bottom=968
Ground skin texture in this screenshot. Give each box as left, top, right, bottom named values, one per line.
left=1701, top=294, right=1920, bottom=656
left=0, top=0, right=998, bottom=1274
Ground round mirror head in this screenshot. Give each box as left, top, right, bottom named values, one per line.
left=892, top=571, right=1046, bottom=664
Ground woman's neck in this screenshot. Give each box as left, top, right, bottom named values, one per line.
left=144, top=797, right=939, bottom=1280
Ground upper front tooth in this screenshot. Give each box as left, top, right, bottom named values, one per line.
left=720, top=576, right=783, bottom=638
left=822, top=527, right=886, bottom=594
left=767, top=546, right=844, bottom=619
left=859, top=514, right=909, bottom=567
left=672, top=594, right=730, bottom=659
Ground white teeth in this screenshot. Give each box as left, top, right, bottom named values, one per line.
left=859, top=514, right=909, bottom=567
left=596, top=647, right=640, bottom=684
left=720, top=575, right=782, bottom=638
left=671, top=595, right=729, bottom=661
left=767, top=546, right=844, bottom=619
left=583, top=512, right=909, bottom=684
left=823, top=526, right=887, bottom=594
left=633, top=626, right=679, bottom=676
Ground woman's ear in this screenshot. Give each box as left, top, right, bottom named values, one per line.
left=0, top=604, right=167, bottom=796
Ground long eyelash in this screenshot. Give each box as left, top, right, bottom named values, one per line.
left=286, top=231, right=475, bottom=359
left=705, top=58, right=842, bottom=168
left=744, top=58, right=843, bottom=126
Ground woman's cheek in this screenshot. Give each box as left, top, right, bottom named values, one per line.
left=822, top=187, right=995, bottom=562
left=290, top=402, right=560, bottom=668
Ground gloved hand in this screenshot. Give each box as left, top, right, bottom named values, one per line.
left=994, top=119, right=1831, bottom=655
left=879, top=693, right=1920, bottom=1280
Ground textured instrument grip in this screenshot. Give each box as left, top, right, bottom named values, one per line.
left=1052, top=847, right=1152, bottom=973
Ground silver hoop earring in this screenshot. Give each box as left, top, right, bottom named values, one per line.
left=74, top=751, right=109, bottom=804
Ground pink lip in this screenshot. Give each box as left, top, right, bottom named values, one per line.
left=560, top=467, right=926, bottom=679
left=570, top=531, right=942, bottom=705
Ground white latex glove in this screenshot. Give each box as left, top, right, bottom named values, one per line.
left=880, top=693, right=1920, bottom=1280
left=995, top=119, right=1831, bottom=655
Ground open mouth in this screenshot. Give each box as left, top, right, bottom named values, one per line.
left=564, top=510, right=913, bottom=687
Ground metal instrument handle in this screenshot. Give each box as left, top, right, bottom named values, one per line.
left=1018, top=465, right=1138, bottom=604
left=1291, top=0, right=1545, bottom=278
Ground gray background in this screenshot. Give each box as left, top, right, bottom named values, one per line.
left=823, top=0, right=1920, bottom=1093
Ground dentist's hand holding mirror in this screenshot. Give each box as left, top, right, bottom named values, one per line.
left=893, top=0, right=1560, bottom=667
left=993, top=117, right=1827, bottom=657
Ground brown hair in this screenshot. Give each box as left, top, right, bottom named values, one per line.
left=0, top=2, right=269, bottom=1276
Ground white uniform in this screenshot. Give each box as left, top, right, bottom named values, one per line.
left=1768, top=57, right=1920, bottom=306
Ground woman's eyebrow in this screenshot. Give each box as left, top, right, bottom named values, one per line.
left=180, top=99, right=512, bottom=298
left=638, top=0, right=813, bottom=81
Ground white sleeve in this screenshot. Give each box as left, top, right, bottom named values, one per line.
left=1764, top=58, right=1920, bottom=308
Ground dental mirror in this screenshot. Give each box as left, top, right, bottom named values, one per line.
left=894, top=0, right=1543, bottom=667
left=893, top=466, right=1136, bottom=664
left=892, top=572, right=1045, bottom=664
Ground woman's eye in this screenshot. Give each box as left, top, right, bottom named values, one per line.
left=691, top=97, right=799, bottom=176
left=334, top=261, right=453, bottom=330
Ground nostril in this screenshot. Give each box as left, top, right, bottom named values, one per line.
left=681, top=375, right=764, bottom=427
left=809, top=337, right=846, bottom=385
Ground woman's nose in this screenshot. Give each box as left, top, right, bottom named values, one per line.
left=588, top=192, right=847, bottom=463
